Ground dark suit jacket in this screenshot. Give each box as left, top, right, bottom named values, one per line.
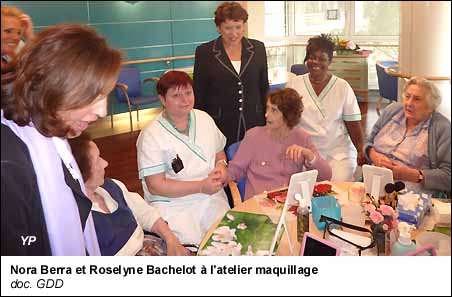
left=194, top=36, right=269, bottom=148
left=1, top=124, right=93, bottom=255
left=1, top=124, right=51, bottom=255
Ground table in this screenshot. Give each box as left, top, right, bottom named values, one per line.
left=199, top=182, right=357, bottom=256
left=198, top=182, right=449, bottom=256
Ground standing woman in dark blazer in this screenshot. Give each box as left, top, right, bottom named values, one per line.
left=194, top=2, right=269, bottom=148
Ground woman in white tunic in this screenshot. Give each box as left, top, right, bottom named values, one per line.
left=137, top=71, right=230, bottom=245
left=286, top=34, right=366, bottom=182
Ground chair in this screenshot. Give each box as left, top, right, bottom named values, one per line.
left=290, top=64, right=309, bottom=76
left=375, top=61, right=399, bottom=116
left=112, top=66, right=160, bottom=131
left=226, top=141, right=246, bottom=206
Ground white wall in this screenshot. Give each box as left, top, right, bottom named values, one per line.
left=399, top=1, right=451, bottom=120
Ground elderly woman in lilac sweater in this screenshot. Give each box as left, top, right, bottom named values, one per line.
left=220, top=88, right=332, bottom=200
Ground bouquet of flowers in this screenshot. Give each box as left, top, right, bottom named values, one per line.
left=332, top=35, right=360, bottom=55
left=321, top=33, right=363, bottom=55
left=363, top=202, right=398, bottom=234
left=313, top=183, right=337, bottom=197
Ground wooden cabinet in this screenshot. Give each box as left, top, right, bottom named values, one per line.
left=330, top=55, right=369, bottom=101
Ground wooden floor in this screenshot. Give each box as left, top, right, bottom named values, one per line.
left=92, top=101, right=384, bottom=197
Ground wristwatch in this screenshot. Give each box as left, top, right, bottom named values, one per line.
left=417, top=170, right=424, bottom=183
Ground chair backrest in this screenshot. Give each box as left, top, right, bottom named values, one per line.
left=114, top=67, right=142, bottom=103
left=226, top=141, right=246, bottom=200
left=290, top=64, right=309, bottom=76
left=376, top=61, right=398, bottom=101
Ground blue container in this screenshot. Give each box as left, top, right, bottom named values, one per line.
left=311, top=196, right=341, bottom=230
left=397, top=192, right=432, bottom=228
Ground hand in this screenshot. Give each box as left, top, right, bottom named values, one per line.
left=285, top=144, right=314, bottom=164
left=388, top=161, right=419, bottom=183
left=213, top=161, right=228, bottom=185
left=357, top=150, right=367, bottom=166
left=369, top=148, right=393, bottom=168
left=19, top=14, right=34, bottom=40
left=166, top=237, right=192, bottom=256
left=200, top=171, right=223, bottom=195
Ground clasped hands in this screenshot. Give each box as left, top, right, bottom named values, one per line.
left=199, top=145, right=316, bottom=195
left=370, top=149, right=419, bottom=182
left=199, top=162, right=227, bottom=195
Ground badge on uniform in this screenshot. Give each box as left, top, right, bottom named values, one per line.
left=171, top=154, right=184, bottom=174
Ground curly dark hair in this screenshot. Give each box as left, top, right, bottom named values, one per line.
left=267, top=88, right=304, bottom=129
left=304, top=34, right=335, bottom=63
left=214, top=2, right=248, bottom=27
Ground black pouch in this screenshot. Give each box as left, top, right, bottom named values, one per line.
left=320, top=215, right=377, bottom=256
left=171, top=154, right=184, bottom=174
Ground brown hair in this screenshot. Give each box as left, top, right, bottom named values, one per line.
left=268, top=88, right=303, bottom=128
left=2, top=23, right=123, bottom=137
left=1, top=6, right=23, bottom=18
left=214, top=2, right=248, bottom=27
left=68, top=132, right=94, bottom=182
left=156, top=70, right=193, bottom=97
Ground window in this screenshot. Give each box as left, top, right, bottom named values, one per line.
left=260, top=1, right=400, bottom=90
left=354, top=1, right=400, bottom=36
left=264, top=2, right=287, bottom=38
left=294, top=1, right=346, bottom=36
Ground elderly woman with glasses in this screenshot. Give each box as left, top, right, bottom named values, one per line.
left=364, top=77, right=451, bottom=196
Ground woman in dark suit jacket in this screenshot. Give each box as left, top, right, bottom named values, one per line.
left=194, top=2, right=269, bottom=148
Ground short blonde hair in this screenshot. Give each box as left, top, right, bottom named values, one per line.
left=403, top=76, right=442, bottom=110
left=1, top=6, right=24, bottom=18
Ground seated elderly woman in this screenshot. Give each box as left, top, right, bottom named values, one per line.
left=69, top=134, right=191, bottom=256
left=220, top=88, right=332, bottom=200
left=136, top=70, right=230, bottom=246
left=364, top=77, right=451, bottom=196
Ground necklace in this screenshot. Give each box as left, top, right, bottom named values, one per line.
left=309, top=73, right=331, bottom=85
left=164, top=110, right=190, bottom=135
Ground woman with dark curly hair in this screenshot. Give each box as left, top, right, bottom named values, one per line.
left=287, top=34, right=365, bottom=182
left=218, top=88, right=332, bottom=200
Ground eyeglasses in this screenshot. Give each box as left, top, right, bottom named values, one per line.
left=320, top=215, right=377, bottom=256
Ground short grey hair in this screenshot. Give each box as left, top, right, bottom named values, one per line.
left=403, top=76, right=442, bottom=110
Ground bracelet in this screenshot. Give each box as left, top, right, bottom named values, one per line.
left=417, top=170, right=424, bottom=183
left=216, top=159, right=228, bottom=167
left=304, top=155, right=316, bottom=167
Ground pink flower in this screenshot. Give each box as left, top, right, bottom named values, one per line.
left=346, top=40, right=357, bottom=50
left=380, top=205, right=395, bottom=216
left=382, top=224, right=388, bottom=231
left=370, top=211, right=384, bottom=224
left=364, top=203, right=376, bottom=213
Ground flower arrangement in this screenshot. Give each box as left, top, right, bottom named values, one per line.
left=321, top=33, right=368, bottom=56
left=363, top=201, right=398, bottom=234
left=313, top=183, right=337, bottom=197
left=332, top=35, right=360, bottom=55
